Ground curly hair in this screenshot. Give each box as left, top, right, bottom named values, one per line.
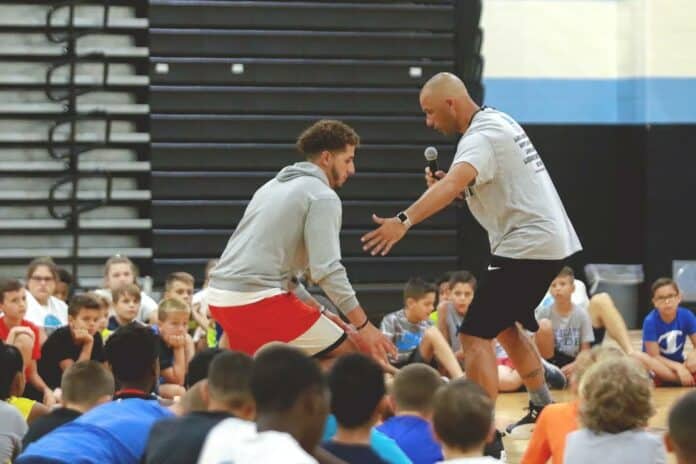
left=296, top=119, right=360, bottom=159
left=579, top=357, right=655, bottom=433
left=571, top=345, right=624, bottom=390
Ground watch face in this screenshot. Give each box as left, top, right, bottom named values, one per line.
left=397, top=212, right=407, bottom=223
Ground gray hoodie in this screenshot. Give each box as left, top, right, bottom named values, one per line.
left=208, top=161, right=359, bottom=314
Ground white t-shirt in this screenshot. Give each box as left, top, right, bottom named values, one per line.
left=452, top=108, right=582, bottom=260
left=93, top=288, right=158, bottom=323
left=198, top=417, right=317, bottom=464
left=24, top=291, right=68, bottom=331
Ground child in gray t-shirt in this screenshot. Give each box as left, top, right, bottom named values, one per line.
left=535, top=267, right=594, bottom=376
left=564, top=357, right=665, bottom=464
left=380, top=278, right=463, bottom=379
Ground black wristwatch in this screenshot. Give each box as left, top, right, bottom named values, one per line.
left=397, top=211, right=412, bottom=229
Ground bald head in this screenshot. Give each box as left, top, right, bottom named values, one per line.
left=421, top=72, right=470, bottom=100
left=419, top=73, right=477, bottom=135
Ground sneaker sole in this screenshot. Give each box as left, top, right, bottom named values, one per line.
left=506, top=423, right=535, bottom=440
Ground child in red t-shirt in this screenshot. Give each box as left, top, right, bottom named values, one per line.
left=0, top=278, right=56, bottom=406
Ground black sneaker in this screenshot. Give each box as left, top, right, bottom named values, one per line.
left=483, top=429, right=505, bottom=460
left=505, top=401, right=545, bottom=437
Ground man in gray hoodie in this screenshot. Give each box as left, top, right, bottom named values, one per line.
left=207, top=120, right=396, bottom=366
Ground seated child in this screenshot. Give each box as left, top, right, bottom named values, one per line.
left=0, top=278, right=55, bottom=407
left=0, top=343, right=49, bottom=425
left=534, top=267, right=594, bottom=377
left=96, top=255, right=158, bottom=324
left=536, top=268, right=635, bottom=355
left=563, top=357, right=665, bottom=464
left=377, top=364, right=445, bottom=464
left=192, top=259, right=219, bottom=349
left=632, top=277, right=696, bottom=386
left=436, top=271, right=476, bottom=360
left=380, top=277, right=463, bottom=379
left=163, top=272, right=195, bottom=309
left=108, top=283, right=143, bottom=331
left=323, top=353, right=390, bottom=464
left=89, top=292, right=112, bottom=342
left=430, top=271, right=453, bottom=325
left=665, top=390, right=696, bottom=464
left=143, top=351, right=255, bottom=464
left=163, top=272, right=202, bottom=348
left=432, top=379, right=501, bottom=463
left=521, top=346, right=624, bottom=464
left=24, top=360, right=114, bottom=447
left=18, top=324, right=173, bottom=464
left=156, top=298, right=194, bottom=399
left=38, top=294, right=105, bottom=390
left=0, top=342, right=29, bottom=462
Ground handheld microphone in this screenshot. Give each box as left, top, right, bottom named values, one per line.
left=424, top=146, right=439, bottom=175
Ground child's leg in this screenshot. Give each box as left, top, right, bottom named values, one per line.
left=497, top=364, right=523, bottom=392
left=630, top=351, right=680, bottom=384
left=534, top=319, right=555, bottom=359
left=11, top=331, right=35, bottom=370
left=159, top=383, right=186, bottom=400
left=419, top=327, right=464, bottom=378
left=587, top=293, right=634, bottom=354
left=685, top=350, right=696, bottom=373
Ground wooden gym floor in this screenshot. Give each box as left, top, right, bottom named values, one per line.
left=494, top=331, right=693, bottom=463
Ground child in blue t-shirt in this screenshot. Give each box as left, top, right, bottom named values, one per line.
left=634, top=277, right=696, bottom=386
left=377, top=364, right=445, bottom=464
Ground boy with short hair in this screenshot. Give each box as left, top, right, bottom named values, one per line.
left=164, top=272, right=195, bottom=309
left=437, top=271, right=477, bottom=354
left=108, top=283, right=142, bottom=331
left=432, top=379, right=501, bottom=463
left=633, top=277, right=696, bottom=386
left=199, top=345, right=329, bottom=464
left=380, top=277, right=464, bottom=379
left=90, top=292, right=112, bottom=341
left=323, top=353, right=389, bottom=464
left=144, top=350, right=256, bottom=464
left=377, top=364, right=445, bottom=464
left=157, top=298, right=194, bottom=399
left=534, top=267, right=594, bottom=377
left=23, top=360, right=114, bottom=447
left=665, top=390, right=696, bottom=464
left=38, top=294, right=106, bottom=390
left=0, top=279, right=55, bottom=406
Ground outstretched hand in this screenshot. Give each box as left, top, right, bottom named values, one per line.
left=360, top=214, right=408, bottom=256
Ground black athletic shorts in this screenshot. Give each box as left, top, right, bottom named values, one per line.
left=459, top=255, right=565, bottom=339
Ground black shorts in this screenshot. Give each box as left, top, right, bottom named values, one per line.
left=459, top=255, right=565, bottom=339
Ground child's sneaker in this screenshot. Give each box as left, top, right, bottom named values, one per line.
left=541, top=358, right=567, bottom=389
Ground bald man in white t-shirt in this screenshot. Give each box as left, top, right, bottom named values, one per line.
left=362, top=73, right=582, bottom=441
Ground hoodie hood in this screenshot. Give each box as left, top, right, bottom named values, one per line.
left=275, top=161, right=329, bottom=186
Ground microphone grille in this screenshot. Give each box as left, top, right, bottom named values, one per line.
left=424, top=146, right=438, bottom=161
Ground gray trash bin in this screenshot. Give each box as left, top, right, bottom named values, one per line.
left=584, top=264, right=644, bottom=329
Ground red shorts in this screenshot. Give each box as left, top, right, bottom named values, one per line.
left=209, top=292, right=344, bottom=356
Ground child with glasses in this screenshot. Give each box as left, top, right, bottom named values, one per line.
left=24, top=257, right=68, bottom=339
left=632, top=277, right=696, bottom=386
